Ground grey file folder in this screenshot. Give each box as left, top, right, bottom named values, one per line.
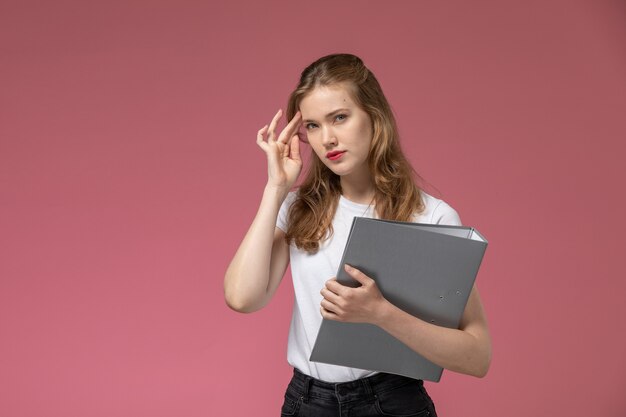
left=309, top=217, right=488, bottom=382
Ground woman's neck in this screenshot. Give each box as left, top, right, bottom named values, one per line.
left=340, top=176, right=376, bottom=205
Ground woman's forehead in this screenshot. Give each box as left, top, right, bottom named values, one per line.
left=299, top=84, right=358, bottom=117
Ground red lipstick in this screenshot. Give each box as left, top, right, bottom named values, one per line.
left=326, top=150, right=345, bottom=161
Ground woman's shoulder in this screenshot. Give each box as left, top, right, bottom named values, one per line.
left=276, top=189, right=300, bottom=232
left=283, top=189, right=299, bottom=206
left=414, top=191, right=462, bottom=226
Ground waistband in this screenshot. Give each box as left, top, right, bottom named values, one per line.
left=289, top=367, right=423, bottom=403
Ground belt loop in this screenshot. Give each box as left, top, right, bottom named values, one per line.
left=302, top=375, right=313, bottom=403
left=362, top=376, right=374, bottom=397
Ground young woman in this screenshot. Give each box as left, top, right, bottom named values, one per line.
left=224, top=53, right=491, bottom=417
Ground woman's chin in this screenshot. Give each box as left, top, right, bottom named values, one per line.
left=326, top=166, right=349, bottom=177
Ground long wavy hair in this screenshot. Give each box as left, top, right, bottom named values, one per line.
left=285, top=53, right=424, bottom=253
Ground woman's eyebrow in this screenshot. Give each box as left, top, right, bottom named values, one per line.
left=303, top=108, right=350, bottom=123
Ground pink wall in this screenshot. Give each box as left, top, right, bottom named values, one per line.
left=2, top=0, right=625, bottom=416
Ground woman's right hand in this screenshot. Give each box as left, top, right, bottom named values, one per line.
left=256, top=109, right=303, bottom=193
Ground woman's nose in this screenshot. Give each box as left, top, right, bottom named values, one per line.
left=321, top=127, right=337, bottom=147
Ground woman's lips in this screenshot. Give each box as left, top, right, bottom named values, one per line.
left=327, top=151, right=346, bottom=161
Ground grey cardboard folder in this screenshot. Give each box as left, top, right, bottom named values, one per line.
left=310, top=217, right=488, bottom=382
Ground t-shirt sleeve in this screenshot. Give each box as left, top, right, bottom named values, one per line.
left=433, top=200, right=462, bottom=226
left=276, top=191, right=297, bottom=233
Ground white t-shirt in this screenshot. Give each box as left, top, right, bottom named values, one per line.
left=276, top=190, right=462, bottom=383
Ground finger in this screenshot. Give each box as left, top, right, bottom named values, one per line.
left=256, top=125, right=269, bottom=150
left=277, top=111, right=302, bottom=144
left=267, top=109, right=282, bottom=143
left=320, top=286, right=342, bottom=305
left=297, top=122, right=310, bottom=143
left=320, top=304, right=342, bottom=321
left=344, top=264, right=374, bottom=286
left=325, top=278, right=349, bottom=296
left=288, top=134, right=301, bottom=162
left=282, top=132, right=301, bottom=160
left=320, top=298, right=339, bottom=313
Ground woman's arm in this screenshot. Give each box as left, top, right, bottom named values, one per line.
left=224, top=110, right=302, bottom=313
left=320, top=265, right=492, bottom=377
left=224, top=188, right=290, bottom=313
left=376, top=282, right=491, bottom=377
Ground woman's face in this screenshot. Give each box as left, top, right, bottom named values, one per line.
left=299, top=83, right=373, bottom=181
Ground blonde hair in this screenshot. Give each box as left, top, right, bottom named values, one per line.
left=285, top=53, right=424, bottom=253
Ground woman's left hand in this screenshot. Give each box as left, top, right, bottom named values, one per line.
left=320, top=264, right=388, bottom=325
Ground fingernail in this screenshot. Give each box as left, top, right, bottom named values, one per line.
left=344, top=264, right=352, bottom=271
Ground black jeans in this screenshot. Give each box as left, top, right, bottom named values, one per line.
left=280, top=368, right=437, bottom=417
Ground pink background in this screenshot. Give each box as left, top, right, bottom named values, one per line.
left=1, top=0, right=625, bottom=416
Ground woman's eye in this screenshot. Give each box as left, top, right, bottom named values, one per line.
left=335, top=114, right=347, bottom=122
left=305, top=123, right=317, bottom=130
